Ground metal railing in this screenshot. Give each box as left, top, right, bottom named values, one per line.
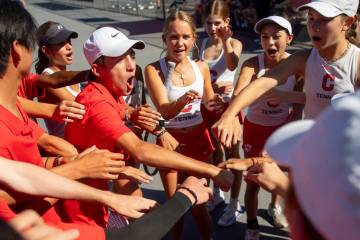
left=53, top=0, right=200, bottom=19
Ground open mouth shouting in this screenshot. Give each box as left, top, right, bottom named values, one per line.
left=66, top=51, right=73, bottom=62
left=266, top=48, right=278, bottom=57
left=126, top=76, right=134, bottom=92
left=311, top=35, right=323, bottom=46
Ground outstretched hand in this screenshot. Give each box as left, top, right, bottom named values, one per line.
left=118, top=166, right=153, bottom=184
left=218, top=157, right=273, bottom=172
left=212, top=169, right=234, bottom=192
left=177, top=176, right=213, bottom=205
left=212, top=116, right=241, bottom=148
left=106, top=194, right=158, bottom=219
left=244, top=162, right=289, bottom=196
left=73, top=148, right=126, bottom=180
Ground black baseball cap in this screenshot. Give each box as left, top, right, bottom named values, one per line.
left=38, top=23, right=78, bottom=46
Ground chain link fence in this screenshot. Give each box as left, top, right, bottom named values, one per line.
left=53, top=0, right=200, bottom=19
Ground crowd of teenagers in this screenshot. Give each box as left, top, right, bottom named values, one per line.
left=0, top=0, right=359, bottom=240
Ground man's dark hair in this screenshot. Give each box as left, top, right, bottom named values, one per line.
left=0, top=0, right=37, bottom=77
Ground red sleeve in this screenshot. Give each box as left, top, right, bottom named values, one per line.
left=0, top=147, right=11, bottom=159
left=29, top=119, right=45, bottom=140
left=18, top=74, right=45, bottom=100
left=0, top=201, right=16, bottom=221
left=84, top=100, right=131, bottom=151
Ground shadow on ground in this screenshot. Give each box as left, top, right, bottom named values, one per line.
left=142, top=188, right=289, bottom=240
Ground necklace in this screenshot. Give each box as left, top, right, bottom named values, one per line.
left=321, top=42, right=351, bottom=70
left=173, top=67, right=185, bottom=83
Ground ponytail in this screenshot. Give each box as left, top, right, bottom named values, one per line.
left=34, top=48, right=49, bottom=74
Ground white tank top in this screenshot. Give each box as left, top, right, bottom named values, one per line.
left=247, top=53, right=296, bottom=126
left=304, top=44, right=359, bottom=119
left=42, top=67, right=81, bottom=137
left=199, top=37, right=236, bottom=102
left=160, top=57, right=203, bottom=128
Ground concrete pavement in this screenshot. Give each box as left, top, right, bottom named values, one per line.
left=27, top=1, right=290, bottom=239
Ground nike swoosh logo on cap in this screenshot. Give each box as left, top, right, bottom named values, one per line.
left=111, top=32, right=120, bottom=38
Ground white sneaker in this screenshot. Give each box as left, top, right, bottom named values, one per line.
left=206, top=190, right=225, bottom=212
left=217, top=202, right=245, bottom=227
left=244, top=228, right=260, bottom=240
left=267, top=203, right=289, bottom=228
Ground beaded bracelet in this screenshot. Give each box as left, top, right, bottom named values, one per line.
left=53, top=155, right=62, bottom=167
left=178, top=186, right=198, bottom=205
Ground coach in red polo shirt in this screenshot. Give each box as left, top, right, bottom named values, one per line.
left=63, top=26, right=234, bottom=228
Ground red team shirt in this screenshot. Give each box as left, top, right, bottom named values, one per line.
left=63, top=81, right=131, bottom=228
left=0, top=101, right=105, bottom=239
left=18, top=74, right=45, bottom=100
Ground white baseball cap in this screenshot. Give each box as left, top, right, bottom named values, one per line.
left=298, top=0, right=359, bottom=18
left=265, top=92, right=360, bottom=240
left=83, top=26, right=145, bottom=65
left=254, top=16, right=292, bottom=35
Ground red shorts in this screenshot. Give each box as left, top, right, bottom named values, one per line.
left=242, top=117, right=285, bottom=158
left=167, top=124, right=214, bottom=162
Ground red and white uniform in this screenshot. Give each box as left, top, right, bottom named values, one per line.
left=304, top=44, right=360, bottom=119
left=160, top=57, right=204, bottom=129
left=243, top=53, right=295, bottom=157
left=247, top=53, right=296, bottom=126
left=159, top=57, right=214, bottom=161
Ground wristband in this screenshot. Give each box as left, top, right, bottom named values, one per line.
left=155, top=128, right=167, bottom=138
left=177, top=186, right=198, bottom=205
left=44, top=157, right=50, bottom=168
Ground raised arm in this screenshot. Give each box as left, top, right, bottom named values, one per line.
left=213, top=51, right=308, bottom=146
left=217, top=26, right=242, bottom=71
left=36, top=70, right=89, bottom=88
left=232, top=57, right=257, bottom=97
left=116, top=131, right=234, bottom=191
left=0, top=157, right=157, bottom=219
left=225, top=51, right=307, bottom=118
left=18, top=97, right=85, bottom=122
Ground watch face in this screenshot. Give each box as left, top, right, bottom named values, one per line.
left=159, top=118, right=165, bottom=127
